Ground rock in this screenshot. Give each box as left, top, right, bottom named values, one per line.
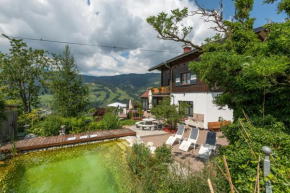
left=24, top=133, right=37, bottom=139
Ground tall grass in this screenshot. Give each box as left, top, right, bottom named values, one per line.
left=128, top=143, right=224, bottom=193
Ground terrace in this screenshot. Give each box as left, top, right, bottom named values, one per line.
left=151, top=86, right=170, bottom=95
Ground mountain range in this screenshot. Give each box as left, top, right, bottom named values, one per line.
left=39, top=73, right=160, bottom=108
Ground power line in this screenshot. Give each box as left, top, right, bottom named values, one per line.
left=2, top=34, right=181, bottom=54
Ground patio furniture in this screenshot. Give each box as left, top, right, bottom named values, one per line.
left=146, top=141, right=156, bottom=154
left=136, top=120, right=157, bottom=131
left=198, top=131, right=217, bottom=159
left=135, top=121, right=141, bottom=128
left=165, top=124, right=185, bottom=146
left=179, top=127, right=199, bottom=152
left=140, top=122, right=157, bottom=131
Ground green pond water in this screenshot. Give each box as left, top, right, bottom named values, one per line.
left=0, top=140, right=135, bottom=193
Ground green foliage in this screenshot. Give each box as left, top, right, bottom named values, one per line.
left=147, top=8, right=198, bottom=49
left=0, top=35, right=51, bottom=112
left=217, top=116, right=290, bottom=192
left=119, top=119, right=138, bottom=126
left=128, top=143, right=221, bottom=192
left=126, top=109, right=143, bottom=119
left=155, top=143, right=173, bottom=164
left=151, top=97, right=189, bottom=129
left=264, top=0, right=290, bottom=16
left=28, top=115, right=91, bottom=136
left=0, top=95, right=5, bottom=126
left=17, top=109, right=43, bottom=132
left=50, top=45, right=89, bottom=117
left=88, top=108, right=96, bottom=114
left=29, top=115, right=63, bottom=136
left=101, top=112, right=120, bottom=130
left=189, top=20, right=290, bottom=128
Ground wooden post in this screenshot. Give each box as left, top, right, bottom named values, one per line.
left=208, top=178, right=214, bottom=193
left=223, top=155, right=234, bottom=193
left=217, top=165, right=239, bottom=193
left=254, top=155, right=261, bottom=193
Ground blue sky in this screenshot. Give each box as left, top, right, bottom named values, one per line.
left=194, top=0, right=287, bottom=27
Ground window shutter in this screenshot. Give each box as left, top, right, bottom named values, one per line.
left=190, top=74, right=197, bottom=84
left=175, top=73, right=181, bottom=86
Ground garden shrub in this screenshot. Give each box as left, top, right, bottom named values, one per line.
left=127, top=109, right=143, bottom=119
left=217, top=115, right=290, bottom=192
left=128, top=143, right=221, bottom=193
left=155, top=143, right=172, bottom=164
left=30, top=115, right=63, bottom=136
left=101, top=112, right=120, bottom=130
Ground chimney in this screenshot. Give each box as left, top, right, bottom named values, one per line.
left=183, top=47, right=191, bottom=53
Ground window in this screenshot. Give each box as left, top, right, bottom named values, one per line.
left=181, top=72, right=190, bottom=84
left=179, top=101, right=193, bottom=116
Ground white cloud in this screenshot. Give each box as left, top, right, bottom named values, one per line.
left=0, top=0, right=216, bottom=76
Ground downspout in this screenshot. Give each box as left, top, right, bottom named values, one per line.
left=164, top=62, right=174, bottom=104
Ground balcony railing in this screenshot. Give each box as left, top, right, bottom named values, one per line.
left=151, top=86, right=170, bottom=95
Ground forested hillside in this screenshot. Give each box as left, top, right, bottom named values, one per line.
left=40, top=73, right=160, bottom=108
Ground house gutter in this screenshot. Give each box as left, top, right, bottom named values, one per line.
left=164, top=62, right=174, bottom=104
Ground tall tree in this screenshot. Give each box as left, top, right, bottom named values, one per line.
left=0, top=35, right=51, bottom=113
left=50, top=45, right=89, bottom=117
left=147, top=0, right=290, bottom=127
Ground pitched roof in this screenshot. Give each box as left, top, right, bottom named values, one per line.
left=148, top=48, right=199, bottom=71
left=141, top=90, right=149, bottom=98
left=148, top=27, right=266, bottom=72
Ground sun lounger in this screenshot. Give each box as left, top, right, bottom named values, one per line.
left=146, top=141, right=156, bottom=154
left=67, top=137, right=76, bottom=141
left=179, top=127, right=199, bottom=152
left=165, top=124, right=185, bottom=146
left=198, top=131, right=217, bottom=159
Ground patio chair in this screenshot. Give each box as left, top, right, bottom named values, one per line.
left=198, top=131, right=217, bottom=159
left=146, top=142, right=156, bottom=154
left=179, top=127, right=199, bottom=152
left=165, top=124, right=185, bottom=146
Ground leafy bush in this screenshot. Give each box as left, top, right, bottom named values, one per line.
left=155, top=143, right=172, bottom=164
left=101, top=112, right=120, bottom=130
left=151, top=97, right=189, bottom=129
left=30, top=115, right=63, bottom=136
left=18, top=109, right=43, bottom=132
left=88, top=108, right=96, bottom=114
left=217, top=116, right=290, bottom=192
left=128, top=143, right=220, bottom=192
left=29, top=115, right=99, bottom=136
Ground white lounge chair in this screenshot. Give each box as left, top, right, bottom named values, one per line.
left=198, top=131, right=217, bottom=159
left=179, top=127, right=199, bottom=152
left=146, top=142, right=156, bottom=154
left=165, top=125, right=185, bottom=146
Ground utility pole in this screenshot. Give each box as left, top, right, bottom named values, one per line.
left=262, top=146, right=272, bottom=193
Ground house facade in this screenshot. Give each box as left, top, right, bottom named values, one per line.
left=142, top=47, right=232, bottom=129
left=141, top=27, right=267, bottom=129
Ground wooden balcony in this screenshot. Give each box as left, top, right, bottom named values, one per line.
left=151, top=86, right=170, bottom=95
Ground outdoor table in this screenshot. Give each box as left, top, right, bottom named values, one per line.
left=142, top=118, right=156, bottom=122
